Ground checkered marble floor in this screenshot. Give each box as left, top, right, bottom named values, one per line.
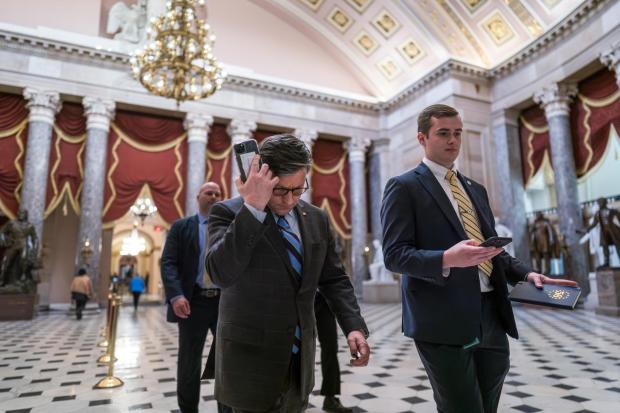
left=0, top=302, right=619, bottom=413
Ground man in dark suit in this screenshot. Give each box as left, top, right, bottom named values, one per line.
left=207, top=134, right=370, bottom=413
left=161, top=181, right=230, bottom=413
left=380, top=104, right=577, bottom=413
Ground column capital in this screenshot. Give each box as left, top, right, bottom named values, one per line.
left=23, top=88, right=61, bottom=125
left=227, top=119, right=257, bottom=144
left=346, top=136, right=371, bottom=162
left=184, top=113, right=214, bottom=144
left=294, top=128, right=318, bottom=149
left=371, top=137, right=390, bottom=153
left=491, top=108, right=520, bottom=128
left=533, top=83, right=577, bottom=118
left=600, top=42, right=620, bottom=86
left=83, top=97, right=115, bottom=131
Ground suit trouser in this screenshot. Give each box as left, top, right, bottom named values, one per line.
left=177, top=293, right=230, bottom=413
left=414, top=292, right=510, bottom=413
left=315, top=294, right=341, bottom=396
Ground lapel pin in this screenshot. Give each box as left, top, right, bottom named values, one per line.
left=467, top=180, right=472, bottom=185
left=302, top=212, right=307, bottom=216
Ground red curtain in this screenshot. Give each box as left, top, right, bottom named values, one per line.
left=102, top=110, right=187, bottom=225
left=571, top=68, right=620, bottom=177
left=519, top=105, right=551, bottom=185
left=45, top=102, right=86, bottom=217
left=0, top=93, right=29, bottom=219
left=312, top=138, right=351, bottom=239
left=205, top=124, right=232, bottom=199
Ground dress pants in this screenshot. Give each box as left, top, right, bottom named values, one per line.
left=315, top=293, right=341, bottom=396
left=414, top=292, right=510, bottom=413
left=177, top=292, right=230, bottom=413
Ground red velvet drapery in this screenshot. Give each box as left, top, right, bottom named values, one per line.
left=45, top=102, right=86, bottom=217
left=519, top=105, right=551, bottom=185
left=0, top=93, right=28, bottom=219
left=571, top=68, right=620, bottom=177
left=205, top=124, right=232, bottom=199
left=102, top=110, right=187, bottom=225
left=311, top=138, right=351, bottom=239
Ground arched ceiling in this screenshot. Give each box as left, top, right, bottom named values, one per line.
left=251, top=0, right=588, bottom=98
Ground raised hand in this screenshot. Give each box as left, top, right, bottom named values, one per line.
left=236, top=155, right=279, bottom=211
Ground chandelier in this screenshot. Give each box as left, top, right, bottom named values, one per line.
left=130, top=197, right=157, bottom=225
left=120, top=228, right=147, bottom=257
left=130, top=0, right=227, bottom=105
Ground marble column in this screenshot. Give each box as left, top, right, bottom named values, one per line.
left=227, top=119, right=257, bottom=198
left=348, top=136, right=371, bottom=301
left=491, top=110, right=531, bottom=264
left=600, top=42, right=620, bottom=88
left=368, top=137, right=390, bottom=242
left=294, top=128, right=318, bottom=203
left=75, top=97, right=115, bottom=289
left=21, top=89, right=61, bottom=243
left=534, top=83, right=590, bottom=297
left=184, top=113, right=213, bottom=215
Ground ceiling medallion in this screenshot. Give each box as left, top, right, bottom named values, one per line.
left=298, top=0, right=325, bottom=12
left=377, top=57, right=402, bottom=80
left=372, top=9, right=401, bottom=38
left=353, top=31, right=379, bottom=56
left=327, top=7, right=354, bottom=33
left=345, top=0, right=373, bottom=14
left=481, top=11, right=515, bottom=46
left=397, top=38, right=425, bottom=65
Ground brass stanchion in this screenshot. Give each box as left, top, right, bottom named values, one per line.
left=97, top=292, right=113, bottom=347
left=93, top=293, right=123, bottom=389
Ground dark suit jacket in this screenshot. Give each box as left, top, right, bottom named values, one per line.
left=160, top=215, right=201, bottom=323
left=381, top=163, right=531, bottom=346
left=207, top=197, right=368, bottom=410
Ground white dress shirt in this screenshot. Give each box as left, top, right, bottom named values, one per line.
left=244, top=203, right=302, bottom=247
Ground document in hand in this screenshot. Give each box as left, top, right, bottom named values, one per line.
left=509, top=281, right=581, bottom=310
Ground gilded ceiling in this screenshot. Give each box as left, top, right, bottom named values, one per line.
left=261, top=0, right=588, bottom=97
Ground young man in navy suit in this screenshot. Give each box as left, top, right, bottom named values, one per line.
left=380, top=104, right=577, bottom=413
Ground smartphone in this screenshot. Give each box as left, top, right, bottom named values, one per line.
left=479, top=236, right=512, bottom=248
left=233, top=139, right=259, bottom=182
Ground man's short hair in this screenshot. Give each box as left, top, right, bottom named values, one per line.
left=78, top=268, right=87, bottom=276
left=259, top=134, right=312, bottom=176
left=417, top=104, right=460, bottom=136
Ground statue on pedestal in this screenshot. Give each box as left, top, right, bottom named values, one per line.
left=0, top=210, right=40, bottom=293
left=106, top=0, right=148, bottom=43
left=582, top=198, right=620, bottom=268
left=529, top=212, right=559, bottom=274
left=367, top=239, right=395, bottom=284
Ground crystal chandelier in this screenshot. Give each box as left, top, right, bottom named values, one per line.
left=120, top=228, right=147, bottom=257
left=130, top=0, right=227, bottom=105
left=130, top=197, right=157, bottom=225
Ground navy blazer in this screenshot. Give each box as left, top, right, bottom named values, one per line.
left=381, top=163, right=531, bottom=346
left=160, top=214, right=201, bottom=322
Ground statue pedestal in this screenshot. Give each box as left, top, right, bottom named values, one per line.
left=363, top=281, right=400, bottom=303
left=0, top=293, right=38, bottom=320
left=595, top=267, right=620, bottom=316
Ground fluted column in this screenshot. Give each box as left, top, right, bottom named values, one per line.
left=600, top=42, right=620, bottom=88
left=492, top=110, right=530, bottom=264
left=75, top=97, right=115, bottom=288
left=294, top=128, right=318, bottom=203
left=368, top=138, right=390, bottom=242
left=21, top=89, right=61, bottom=243
left=348, top=136, right=371, bottom=301
left=184, top=113, right=213, bottom=215
left=227, top=119, right=257, bottom=197
left=534, top=83, right=590, bottom=297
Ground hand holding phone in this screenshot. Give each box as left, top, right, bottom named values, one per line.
left=235, top=153, right=279, bottom=211
left=478, top=236, right=512, bottom=248
left=234, top=139, right=260, bottom=182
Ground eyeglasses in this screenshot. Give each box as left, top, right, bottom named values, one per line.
left=272, top=179, right=309, bottom=197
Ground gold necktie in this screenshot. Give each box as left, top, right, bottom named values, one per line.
left=445, top=170, right=493, bottom=277
left=203, top=224, right=213, bottom=288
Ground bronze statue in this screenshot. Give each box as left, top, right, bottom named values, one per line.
left=583, top=198, right=620, bottom=268
left=529, top=211, right=559, bottom=274
left=0, top=209, right=39, bottom=293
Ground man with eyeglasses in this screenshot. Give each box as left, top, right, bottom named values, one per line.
left=161, top=182, right=231, bottom=413
left=206, top=134, right=370, bottom=413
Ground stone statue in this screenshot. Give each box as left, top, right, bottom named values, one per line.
left=529, top=212, right=559, bottom=274
left=0, top=209, right=39, bottom=293
left=367, top=239, right=395, bottom=284
left=494, top=217, right=515, bottom=257
left=582, top=198, right=620, bottom=268
left=106, top=0, right=148, bottom=43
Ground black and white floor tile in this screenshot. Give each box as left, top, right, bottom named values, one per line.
left=0, top=301, right=619, bottom=413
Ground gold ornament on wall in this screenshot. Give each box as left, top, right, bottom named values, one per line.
left=481, top=12, right=514, bottom=45
left=298, top=0, right=325, bottom=12
left=377, top=57, right=401, bottom=80
left=345, top=0, right=373, bottom=13
left=461, top=0, right=487, bottom=13
left=397, top=38, right=425, bottom=65
left=130, top=0, right=227, bottom=105
left=353, top=31, right=378, bottom=56
left=372, top=9, right=401, bottom=38
left=327, top=7, right=354, bottom=32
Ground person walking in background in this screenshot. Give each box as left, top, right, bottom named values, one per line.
left=70, top=268, right=93, bottom=320
left=130, top=272, right=145, bottom=310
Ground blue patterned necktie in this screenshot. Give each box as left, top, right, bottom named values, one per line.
left=277, top=216, right=303, bottom=354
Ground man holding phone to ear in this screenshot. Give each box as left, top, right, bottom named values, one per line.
left=381, top=104, right=577, bottom=413
left=207, top=134, right=370, bottom=413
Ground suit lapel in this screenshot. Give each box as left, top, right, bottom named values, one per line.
left=263, top=211, right=302, bottom=290
left=415, top=164, right=467, bottom=239
left=295, top=203, right=314, bottom=290
left=190, top=215, right=200, bottom=255
left=457, top=173, right=494, bottom=238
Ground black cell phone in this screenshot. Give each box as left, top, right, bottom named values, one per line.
left=479, top=236, right=512, bottom=248
left=233, top=139, right=259, bottom=182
